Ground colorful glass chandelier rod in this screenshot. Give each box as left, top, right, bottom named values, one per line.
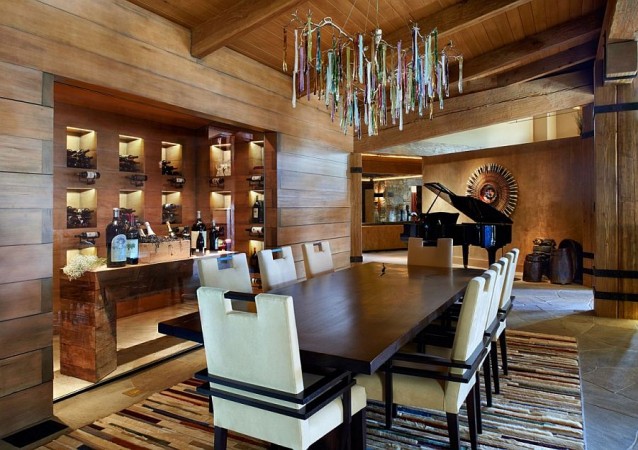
left=283, top=12, right=463, bottom=138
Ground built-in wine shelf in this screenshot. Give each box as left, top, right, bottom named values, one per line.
left=119, top=135, right=144, bottom=172
left=161, top=141, right=182, bottom=176
left=66, top=127, right=97, bottom=169
left=66, top=188, right=97, bottom=228
left=119, top=189, right=144, bottom=224
left=162, top=191, right=182, bottom=224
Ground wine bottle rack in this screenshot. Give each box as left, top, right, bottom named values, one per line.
left=161, top=141, right=182, bottom=176
left=66, top=127, right=97, bottom=169
left=119, top=190, right=144, bottom=224
left=162, top=191, right=182, bottom=224
left=119, top=135, right=144, bottom=172
left=66, top=188, right=97, bottom=228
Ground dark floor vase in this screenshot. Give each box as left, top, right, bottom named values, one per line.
left=550, top=248, right=574, bottom=285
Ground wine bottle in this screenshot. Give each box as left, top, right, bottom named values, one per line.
left=144, top=221, right=156, bottom=236
left=126, top=219, right=139, bottom=265
left=210, top=220, right=219, bottom=251
left=250, top=247, right=260, bottom=273
left=191, top=210, right=207, bottom=254
left=196, top=230, right=205, bottom=255
left=106, top=208, right=126, bottom=268
left=166, top=221, right=176, bottom=238
left=258, top=198, right=264, bottom=223
left=252, top=198, right=260, bottom=223
left=74, top=231, right=100, bottom=239
left=78, top=171, right=100, bottom=184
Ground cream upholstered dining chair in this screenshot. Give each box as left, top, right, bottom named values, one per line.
left=423, top=257, right=507, bottom=409
left=257, top=246, right=298, bottom=291
left=491, top=248, right=520, bottom=379
left=197, top=253, right=253, bottom=293
left=356, top=269, right=496, bottom=450
left=301, top=240, right=334, bottom=278
left=195, top=287, right=367, bottom=450
left=408, top=237, right=454, bottom=267
left=479, top=257, right=508, bottom=404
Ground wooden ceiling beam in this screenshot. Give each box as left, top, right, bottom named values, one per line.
left=191, top=0, right=304, bottom=59
left=448, top=40, right=598, bottom=96
left=459, top=11, right=603, bottom=82
left=354, top=70, right=593, bottom=153
left=384, top=0, right=533, bottom=45
left=608, top=0, right=638, bottom=41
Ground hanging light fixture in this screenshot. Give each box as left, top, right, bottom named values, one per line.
left=283, top=7, right=463, bottom=139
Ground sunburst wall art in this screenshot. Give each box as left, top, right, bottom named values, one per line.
left=466, top=163, right=518, bottom=217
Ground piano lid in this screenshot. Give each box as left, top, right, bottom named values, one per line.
left=424, top=182, right=513, bottom=224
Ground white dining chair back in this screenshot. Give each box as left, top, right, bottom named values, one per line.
left=301, top=241, right=334, bottom=278
left=492, top=248, right=521, bottom=379
left=485, top=258, right=508, bottom=331
left=407, top=237, right=453, bottom=267
left=449, top=269, right=496, bottom=378
left=197, top=253, right=253, bottom=293
left=257, top=246, right=298, bottom=291
left=197, top=287, right=367, bottom=449
left=500, top=248, right=519, bottom=310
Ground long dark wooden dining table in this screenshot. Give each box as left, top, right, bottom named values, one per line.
left=158, top=262, right=483, bottom=375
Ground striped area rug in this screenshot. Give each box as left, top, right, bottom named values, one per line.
left=41, top=330, right=583, bottom=449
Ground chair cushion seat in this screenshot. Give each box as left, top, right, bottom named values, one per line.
left=213, top=384, right=366, bottom=449
left=356, top=371, right=474, bottom=414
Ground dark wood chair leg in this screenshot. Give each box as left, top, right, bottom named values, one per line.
left=384, top=370, right=395, bottom=429
left=214, top=426, right=228, bottom=450
left=446, top=412, right=461, bottom=450
left=482, top=359, right=492, bottom=407
left=466, top=385, right=479, bottom=450
left=499, top=331, right=509, bottom=375
left=474, top=372, right=482, bottom=434
left=491, top=341, right=500, bottom=394
left=350, top=408, right=367, bottom=450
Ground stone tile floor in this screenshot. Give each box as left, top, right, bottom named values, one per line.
left=509, top=282, right=638, bottom=450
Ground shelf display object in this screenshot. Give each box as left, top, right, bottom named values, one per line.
left=66, top=127, right=97, bottom=169
left=162, top=191, right=182, bottom=224
left=119, top=135, right=144, bottom=172
left=209, top=136, right=234, bottom=251
left=66, top=188, right=97, bottom=228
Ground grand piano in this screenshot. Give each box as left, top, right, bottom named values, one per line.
left=404, top=182, right=512, bottom=268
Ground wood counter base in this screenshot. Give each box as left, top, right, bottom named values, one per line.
left=362, top=223, right=408, bottom=252
left=59, top=259, right=194, bottom=382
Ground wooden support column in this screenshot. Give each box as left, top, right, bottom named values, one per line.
left=592, top=0, right=638, bottom=319
left=581, top=103, right=596, bottom=289
left=350, top=153, right=363, bottom=263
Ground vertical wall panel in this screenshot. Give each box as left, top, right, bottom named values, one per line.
left=276, top=134, right=351, bottom=276
left=0, top=62, right=54, bottom=437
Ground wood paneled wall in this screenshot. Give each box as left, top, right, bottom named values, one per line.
left=0, top=0, right=351, bottom=437
left=422, top=137, right=594, bottom=272
left=275, top=134, right=351, bottom=277
left=0, top=63, right=54, bottom=436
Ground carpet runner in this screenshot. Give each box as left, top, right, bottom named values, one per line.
left=40, top=330, right=583, bottom=449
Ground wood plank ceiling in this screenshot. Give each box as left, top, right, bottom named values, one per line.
left=122, top=0, right=615, bottom=154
